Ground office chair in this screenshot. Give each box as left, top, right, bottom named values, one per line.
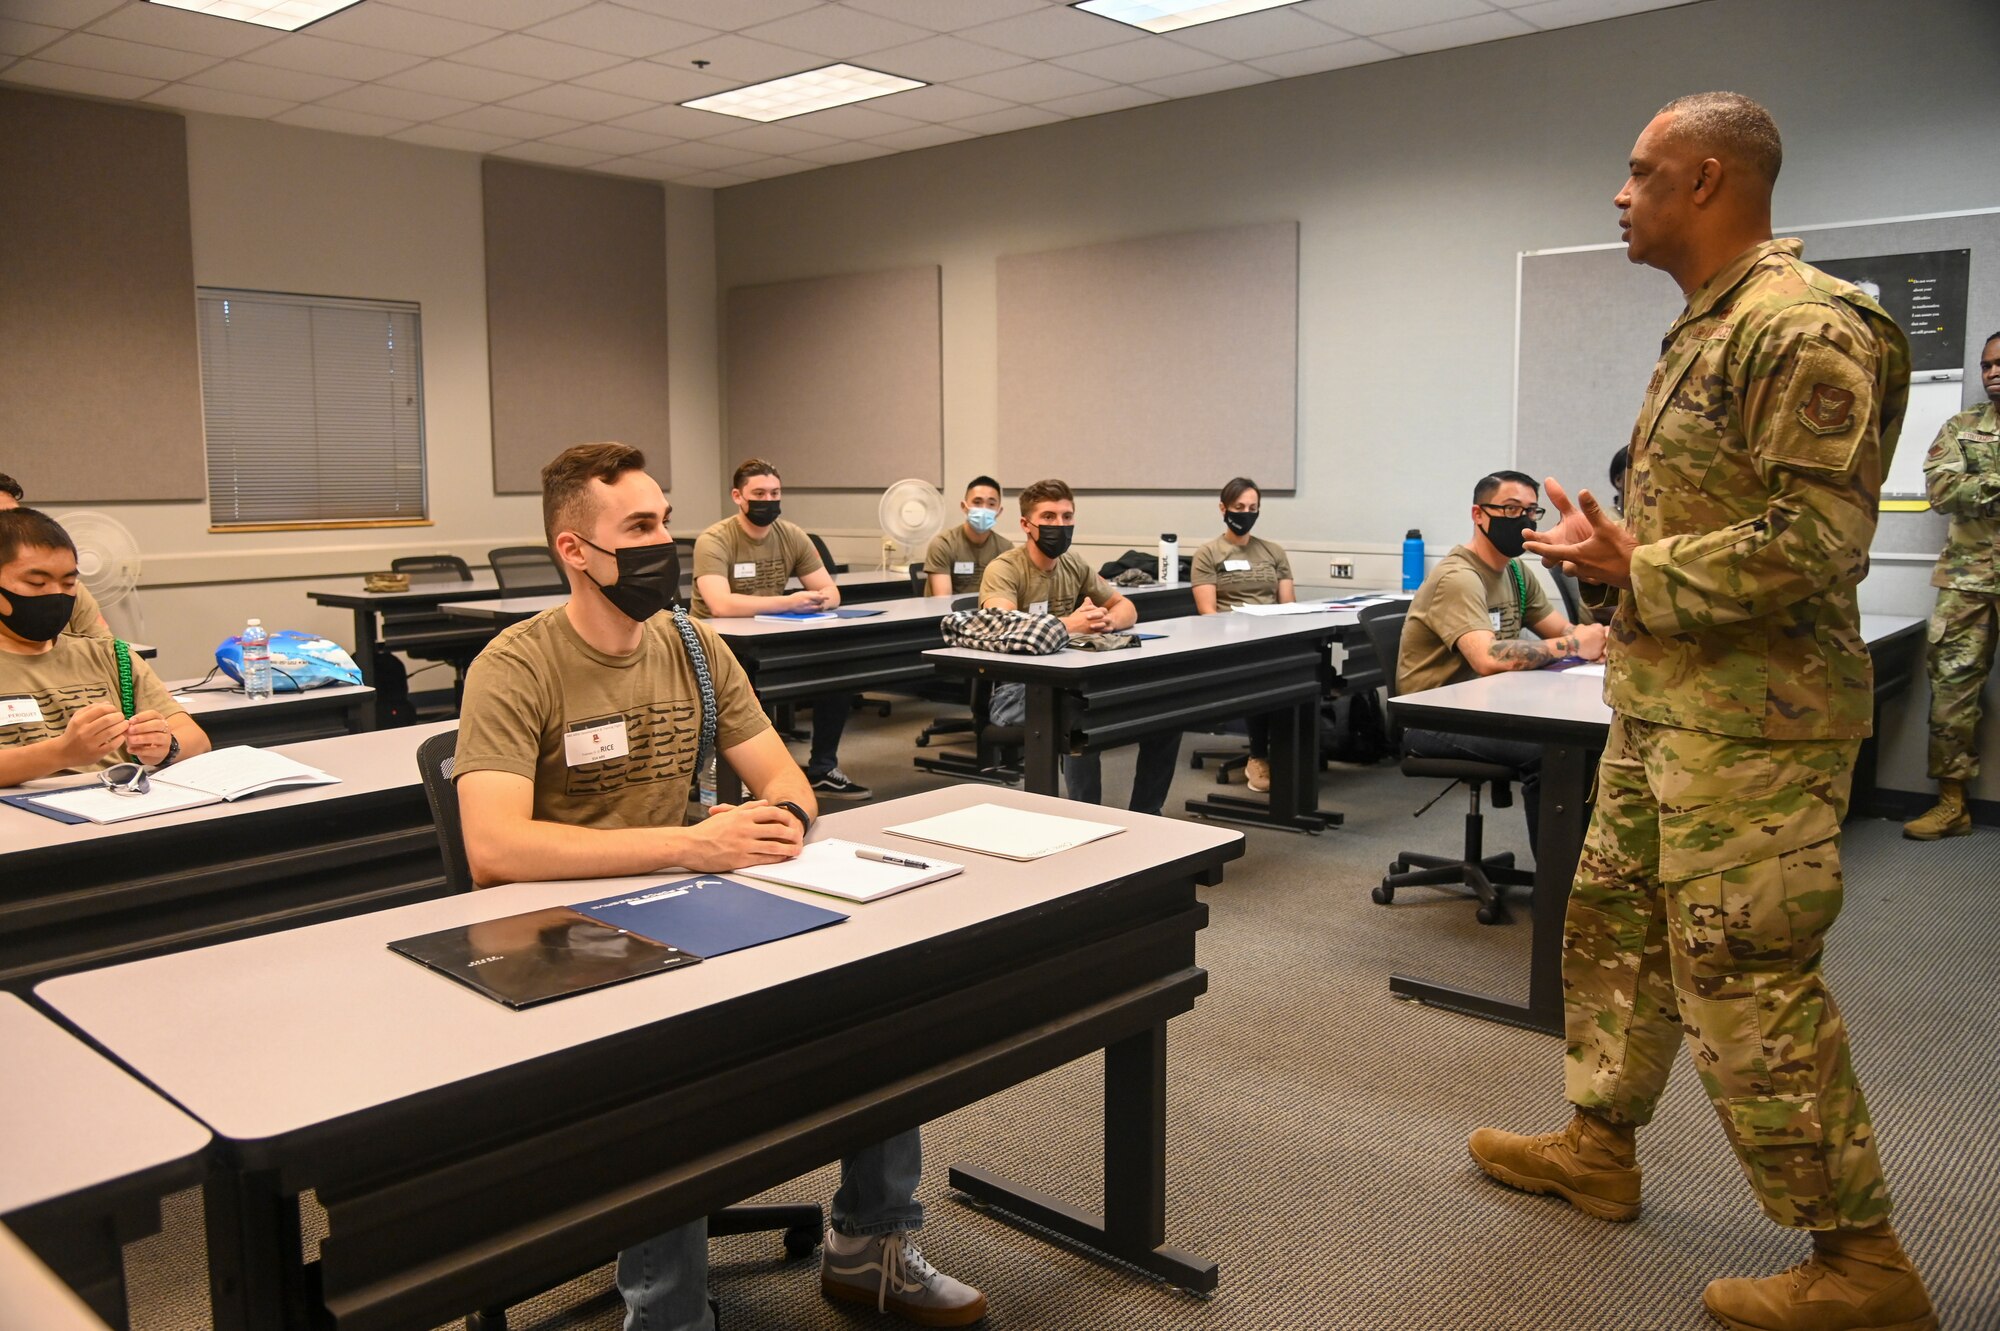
left=1549, top=563, right=1586, bottom=626
left=1357, top=603, right=1534, bottom=926
left=908, top=561, right=926, bottom=594
left=806, top=532, right=847, bottom=575
left=414, top=730, right=824, bottom=1331
left=487, top=545, right=565, bottom=596
left=382, top=555, right=492, bottom=713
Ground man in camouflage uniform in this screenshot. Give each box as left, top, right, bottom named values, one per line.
left=1474, top=93, right=1935, bottom=1331
left=1903, top=330, right=2000, bottom=840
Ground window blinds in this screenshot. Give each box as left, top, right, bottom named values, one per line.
left=199, top=289, right=427, bottom=527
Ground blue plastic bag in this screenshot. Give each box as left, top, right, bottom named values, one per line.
left=214, top=630, right=362, bottom=692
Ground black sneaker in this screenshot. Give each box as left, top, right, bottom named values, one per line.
left=810, top=767, right=872, bottom=801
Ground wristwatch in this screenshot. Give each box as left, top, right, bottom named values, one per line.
left=774, top=800, right=812, bottom=834
left=159, top=734, right=181, bottom=768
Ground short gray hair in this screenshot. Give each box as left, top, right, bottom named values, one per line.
left=1657, top=91, right=1782, bottom=186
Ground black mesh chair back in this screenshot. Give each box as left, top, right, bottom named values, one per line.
left=415, top=728, right=473, bottom=895
left=908, top=561, right=925, bottom=594
left=807, top=532, right=846, bottom=575
left=1549, top=564, right=1585, bottom=625
left=391, top=554, right=472, bottom=585
left=489, top=545, right=565, bottom=596
left=1357, top=603, right=1409, bottom=743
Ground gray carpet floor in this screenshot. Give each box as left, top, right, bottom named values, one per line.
left=121, top=701, right=2000, bottom=1330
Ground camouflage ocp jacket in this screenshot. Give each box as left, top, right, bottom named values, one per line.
left=1923, top=402, right=2000, bottom=594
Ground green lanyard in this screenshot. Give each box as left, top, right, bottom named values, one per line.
left=112, top=639, right=136, bottom=717
left=1506, top=561, right=1528, bottom=628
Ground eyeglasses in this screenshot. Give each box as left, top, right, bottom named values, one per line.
left=100, top=762, right=151, bottom=797
left=1479, top=503, right=1546, bottom=521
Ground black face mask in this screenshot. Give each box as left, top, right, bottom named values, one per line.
left=574, top=535, right=679, bottom=623
left=743, top=499, right=782, bottom=528
left=1484, top=514, right=1534, bottom=559
left=1032, top=523, right=1074, bottom=559
left=0, top=588, right=76, bottom=643
left=1224, top=511, right=1258, bottom=537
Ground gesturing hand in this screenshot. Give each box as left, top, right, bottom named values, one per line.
left=1523, top=478, right=1637, bottom=590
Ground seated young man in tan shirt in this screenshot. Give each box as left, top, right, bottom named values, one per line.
left=924, top=476, right=1013, bottom=597
left=0, top=475, right=108, bottom=635
left=1395, top=470, right=1606, bottom=852
left=0, top=508, right=209, bottom=786
left=453, top=443, right=985, bottom=1331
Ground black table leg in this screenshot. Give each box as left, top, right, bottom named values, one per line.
left=349, top=608, right=388, bottom=730
left=1183, top=699, right=1332, bottom=833
left=948, top=1023, right=1217, bottom=1292
left=205, top=1164, right=313, bottom=1331
left=1022, top=685, right=1063, bottom=798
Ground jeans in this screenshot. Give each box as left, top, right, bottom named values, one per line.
left=805, top=693, right=851, bottom=780
left=616, top=1129, right=924, bottom=1330
left=991, top=682, right=1182, bottom=815
left=1400, top=727, right=1541, bottom=856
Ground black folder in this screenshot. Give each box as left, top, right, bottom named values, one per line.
left=389, top=906, right=700, bottom=1009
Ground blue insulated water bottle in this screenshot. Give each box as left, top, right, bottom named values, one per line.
left=1402, top=529, right=1425, bottom=592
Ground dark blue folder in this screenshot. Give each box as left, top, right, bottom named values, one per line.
left=568, top=877, right=847, bottom=958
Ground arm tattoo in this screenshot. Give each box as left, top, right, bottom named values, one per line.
left=1487, top=633, right=1575, bottom=670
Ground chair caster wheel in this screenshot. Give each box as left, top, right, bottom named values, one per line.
left=1371, top=884, right=1394, bottom=905
left=783, top=1225, right=820, bottom=1259
left=915, top=736, right=930, bottom=747
left=1476, top=903, right=1505, bottom=925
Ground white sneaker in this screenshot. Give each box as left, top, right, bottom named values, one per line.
left=820, top=1230, right=987, bottom=1326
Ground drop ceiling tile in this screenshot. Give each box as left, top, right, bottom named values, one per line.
left=867, top=82, right=1012, bottom=123
left=844, top=0, right=1047, bottom=33
left=703, top=121, right=841, bottom=154
left=144, top=82, right=295, bottom=117
left=790, top=137, right=897, bottom=165
left=452, top=33, right=627, bottom=80
left=0, top=19, right=62, bottom=58
left=435, top=103, right=581, bottom=139
left=608, top=101, right=742, bottom=139
left=274, top=103, right=415, bottom=135
left=575, top=58, right=732, bottom=102
left=1293, top=0, right=1491, bottom=37
left=541, top=122, right=676, bottom=154
left=728, top=154, right=817, bottom=179
left=245, top=35, right=427, bottom=81
left=741, top=6, right=932, bottom=59
left=304, top=4, right=501, bottom=58
left=592, top=155, right=680, bottom=178
left=640, top=139, right=761, bottom=169
left=1052, top=35, right=1225, bottom=82
left=1, top=57, right=160, bottom=100
left=774, top=101, right=920, bottom=138
left=526, top=4, right=717, bottom=57
left=1, top=1, right=122, bottom=27
left=379, top=0, right=594, bottom=28
left=652, top=33, right=821, bottom=85
left=1511, top=0, right=1694, bottom=29
left=956, top=60, right=1110, bottom=103
left=863, top=33, right=1028, bottom=82
left=1374, top=9, right=1535, bottom=53
left=491, top=139, right=611, bottom=166
left=1246, top=35, right=1395, bottom=76
left=317, top=82, right=477, bottom=121
left=949, top=104, right=1066, bottom=135
left=611, top=0, right=818, bottom=31
left=957, top=7, right=1140, bottom=60
left=379, top=59, right=546, bottom=101
left=499, top=81, right=650, bottom=120
left=1037, top=84, right=1164, bottom=118
left=1135, top=61, right=1274, bottom=97
left=85, top=6, right=278, bottom=57
left=1168, top=8, right=1353, bottom=60
left=391, top=123, right=518, bottom=152
left=675, top=169, right=751, bottom=188
left=35, top=32, right=216, bottom=81
left=868, top=122, right=976, bottom=150
left=186, top=60, right=356, bottom=101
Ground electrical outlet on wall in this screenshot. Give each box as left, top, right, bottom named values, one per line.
left=1329, top=561, right=1355, bottom=580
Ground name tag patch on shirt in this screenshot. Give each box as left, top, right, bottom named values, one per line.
left=732, top=562, right=757, bottom=579
left=1490, top=610, right=1505, bottom=632
left=953, top=561, right=975, bottom=575
left=0, top=695, right=44, bottom=727
left=564, top=716, right=630, bottom=767
left=1029, top=600, right=1050, bottom=616
left=1223, top=559, right=1252, bottom=572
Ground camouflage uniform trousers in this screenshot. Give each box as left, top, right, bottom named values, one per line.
left=1561, top=714, right=1891, bottom=1231
left=1925, top=586, right=2000, bottom=781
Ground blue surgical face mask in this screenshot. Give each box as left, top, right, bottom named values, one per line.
left=966, top=507, right=998, bottom=533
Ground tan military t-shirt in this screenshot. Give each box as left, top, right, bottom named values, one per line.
left=453, top=607, right=772, bottom=830
left=70, top=584, right=108, bottom=636
left=979, top=545, right=1118, bottom=617
left=690, top=516, right=823, bottom=619
left=924, top=525, right=1013, bottom=595
left=1396, top=545, right=1553, bottom=697
left=1191, top=534, right=1294, bottom=610
left=0, top=632, right=186, bottom=772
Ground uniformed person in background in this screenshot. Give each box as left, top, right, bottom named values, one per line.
left=1902, top=330, right=2000, bottom=840
left=1479, top=92, right=1934, bottom=1331
left=923, top=476, right=1012, bottom=597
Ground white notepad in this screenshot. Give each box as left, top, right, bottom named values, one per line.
left=883, top=803, right=1125, bottom=862
left=734, top=838, right=964, bottom=902
left=31, top=746, right=339, bottom=824
left=1565, top=662, right=1607, bottom=677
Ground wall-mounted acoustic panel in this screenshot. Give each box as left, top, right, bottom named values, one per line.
left=724, top=267, right=942, bottom=489
left=998, top=221, right=1298, bottom=492
left=483, top=160, right=670, bottom=494
left=0, top=90, right=204, bottom=501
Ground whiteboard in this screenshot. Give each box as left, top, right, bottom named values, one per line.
left=1890, top=373, right=1965, bottom=503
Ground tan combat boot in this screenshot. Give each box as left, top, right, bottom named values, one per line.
left=1901, top=780, right=1971, bottom=840
left=1467, top=1109, right=1640, bottom=1221
left=1245, top=757, right=1271, bottom=793
left=1702, top=1222, right=1936, bottom=1331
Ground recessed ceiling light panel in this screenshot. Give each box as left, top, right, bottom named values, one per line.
left=1074, top=0, right=1303, bottom=35
left=145, top=0, right=367, bottom=32
left=681, top=63, right=925, bottom=124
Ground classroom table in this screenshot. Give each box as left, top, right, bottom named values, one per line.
left=0, top=721, right=454, bottom=993
left=307, top=575, right=507, bottom=724
left=0, top=994, right=208, bottom=1329
left=38, top=785, right=1244, bottom=1331
left=1386, top=612, right=1925, bottom=1034
left=167, top=679, right=375, bottom=747
left=0, top=1224, right=114, bottom=1331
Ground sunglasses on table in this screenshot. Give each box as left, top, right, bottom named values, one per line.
left=100, top=762, right=151, bottom=796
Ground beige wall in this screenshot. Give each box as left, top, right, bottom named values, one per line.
left=24, top=112, right=721, bottom=683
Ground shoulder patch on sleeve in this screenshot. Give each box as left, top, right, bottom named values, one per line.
left=1766, top=335, right=1873, bottom=474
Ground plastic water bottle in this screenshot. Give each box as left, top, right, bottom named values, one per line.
left=1402, top=529, right=1425, bottom=592
left=1158, top=533, right=1179, bottom=586
left=241, top=618, right=271, bottom=700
